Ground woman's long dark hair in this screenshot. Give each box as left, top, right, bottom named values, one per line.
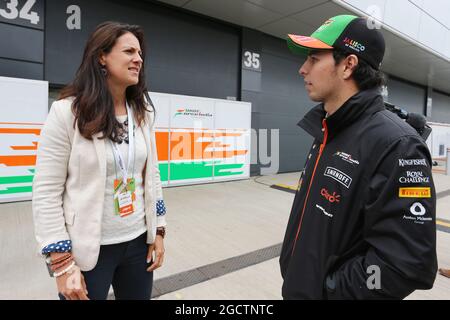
left=59, top=21, right=154, bottom=142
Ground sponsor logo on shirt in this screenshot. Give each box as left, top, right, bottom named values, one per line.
left=410, top=202, right=426, bottom=216
left=403, top=202, right=432, bottom=224
left=320, top=188, right=341, bottom=203
left=398, top=187, right=431, bottom=198
left=398, top=158, right=427, bottom=167
left=334, top=151, right=360, bottom=165
left=324, top=167, right=352, bottom=189
left=316, top=204, right=333, bottom=218
left=399, top=171, right=430, bottom=184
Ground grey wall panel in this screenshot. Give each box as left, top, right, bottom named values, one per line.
left=249, top=118, right=313, bottom=175
left=45, top=0, right=239, bottom=100
left=242, top=69, right=262, bottom=92
left=279, top=134, right=314, bottom=172
left=261, top=53, right=305, bottom=100
left=431, top=91, right=450, bottom=123
left=255, top=112, right=306, bottom=134
left=386, top=77, right=426, bottom=115
left=0, top=23, right=43, bottom=62
left=242, top=29, right=315, bottom=175
left=254, top=94, right=314, bottom=127
left=0, top=57, right=43, bottom=79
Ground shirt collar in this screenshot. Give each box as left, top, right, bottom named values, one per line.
left=297, top=88, right=385, bottom=142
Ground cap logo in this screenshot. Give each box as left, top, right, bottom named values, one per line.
left=343, top=37, right=365, bottom=52
left=316, top=19, right=333, bottom=32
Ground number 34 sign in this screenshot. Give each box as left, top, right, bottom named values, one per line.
left=0, top=0, right=43, bottom=28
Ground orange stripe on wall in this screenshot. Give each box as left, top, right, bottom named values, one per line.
left=156, top=127, right=248, bottom=132
left=0, top=122, right=44, bottom=125
left=156, top=132, right=169, bottom=162
left=206, top=150, right=248, bottom=158
left=211, top=142, right=231, bottom=148
left=0, top=128, right=41, bottom=135
left=0, top=155, right=36, bottom=166
left=11, top=142, right=38, bottom=151
left=214, top=133, right=243, bottom=137
left=155, top=131, right=247, bottom=162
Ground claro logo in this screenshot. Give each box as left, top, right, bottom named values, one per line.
left=321, top=188, right=341, bottom=203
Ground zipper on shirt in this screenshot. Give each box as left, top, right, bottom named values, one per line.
left=291, top=119, right=329, bottom=256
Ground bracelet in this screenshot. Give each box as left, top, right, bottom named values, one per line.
left=51, top=257, right=74, bottom=272
left=156, top=227, right=166, bottom=239
left=52, top=257, right=73, bottom=271
left=54, top=261, right=76, bottom=278
left=51, top=253, right=72, bottom=265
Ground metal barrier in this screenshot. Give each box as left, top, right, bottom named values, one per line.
left=447, top=148, right=450, bottom=176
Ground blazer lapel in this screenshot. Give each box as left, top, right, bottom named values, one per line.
left=92, top=132, right=106, bottom=181
left=141, top=113, right=152, bottom=215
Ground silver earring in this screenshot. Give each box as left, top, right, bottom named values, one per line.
left=101, top=65, right=107, bottom=76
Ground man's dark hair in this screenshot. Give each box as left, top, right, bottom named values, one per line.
left=333, top=49, right=386, bottom=91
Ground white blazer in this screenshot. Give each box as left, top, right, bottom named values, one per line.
left=32, top=97, right=167, bottom=271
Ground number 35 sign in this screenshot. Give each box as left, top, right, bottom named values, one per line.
left=0, top=0, right=44, bottom=29
left=242, top=50, right=261, bottom=72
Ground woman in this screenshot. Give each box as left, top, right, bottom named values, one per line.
left=32, top=21, right=167, bottom=300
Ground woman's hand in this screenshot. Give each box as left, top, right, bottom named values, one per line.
left=51, top=253, right=89, bottom=300
left=146, top=235, right=165, bottom=272
left=56, top=267, right=89, bottom=300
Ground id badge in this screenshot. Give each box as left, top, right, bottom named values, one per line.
left=114, top=178, right=136, bottom=217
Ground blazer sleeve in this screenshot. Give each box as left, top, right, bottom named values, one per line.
left=32, top=100, right=72, bottom=256
left=148, top=109, right=167, bottom=228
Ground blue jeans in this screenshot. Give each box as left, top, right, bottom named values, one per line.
left=59, top=232, right=153, bottom=300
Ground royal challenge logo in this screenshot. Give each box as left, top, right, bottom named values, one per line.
left=399, top=171, right=430, bottom=184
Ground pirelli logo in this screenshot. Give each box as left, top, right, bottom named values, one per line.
left=399, top=187, right=431, bottom=198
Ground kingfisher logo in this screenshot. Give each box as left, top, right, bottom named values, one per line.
left=173, top=108, right=213, bottom=118
left=343, top=37, right=365, bottom=53
left=398, top=158, right=427, bottom=167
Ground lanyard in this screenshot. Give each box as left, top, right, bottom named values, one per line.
left=111, top=102, right=135, bottom=188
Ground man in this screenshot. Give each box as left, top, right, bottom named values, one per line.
left=280, top=15, right=437, bottom=299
